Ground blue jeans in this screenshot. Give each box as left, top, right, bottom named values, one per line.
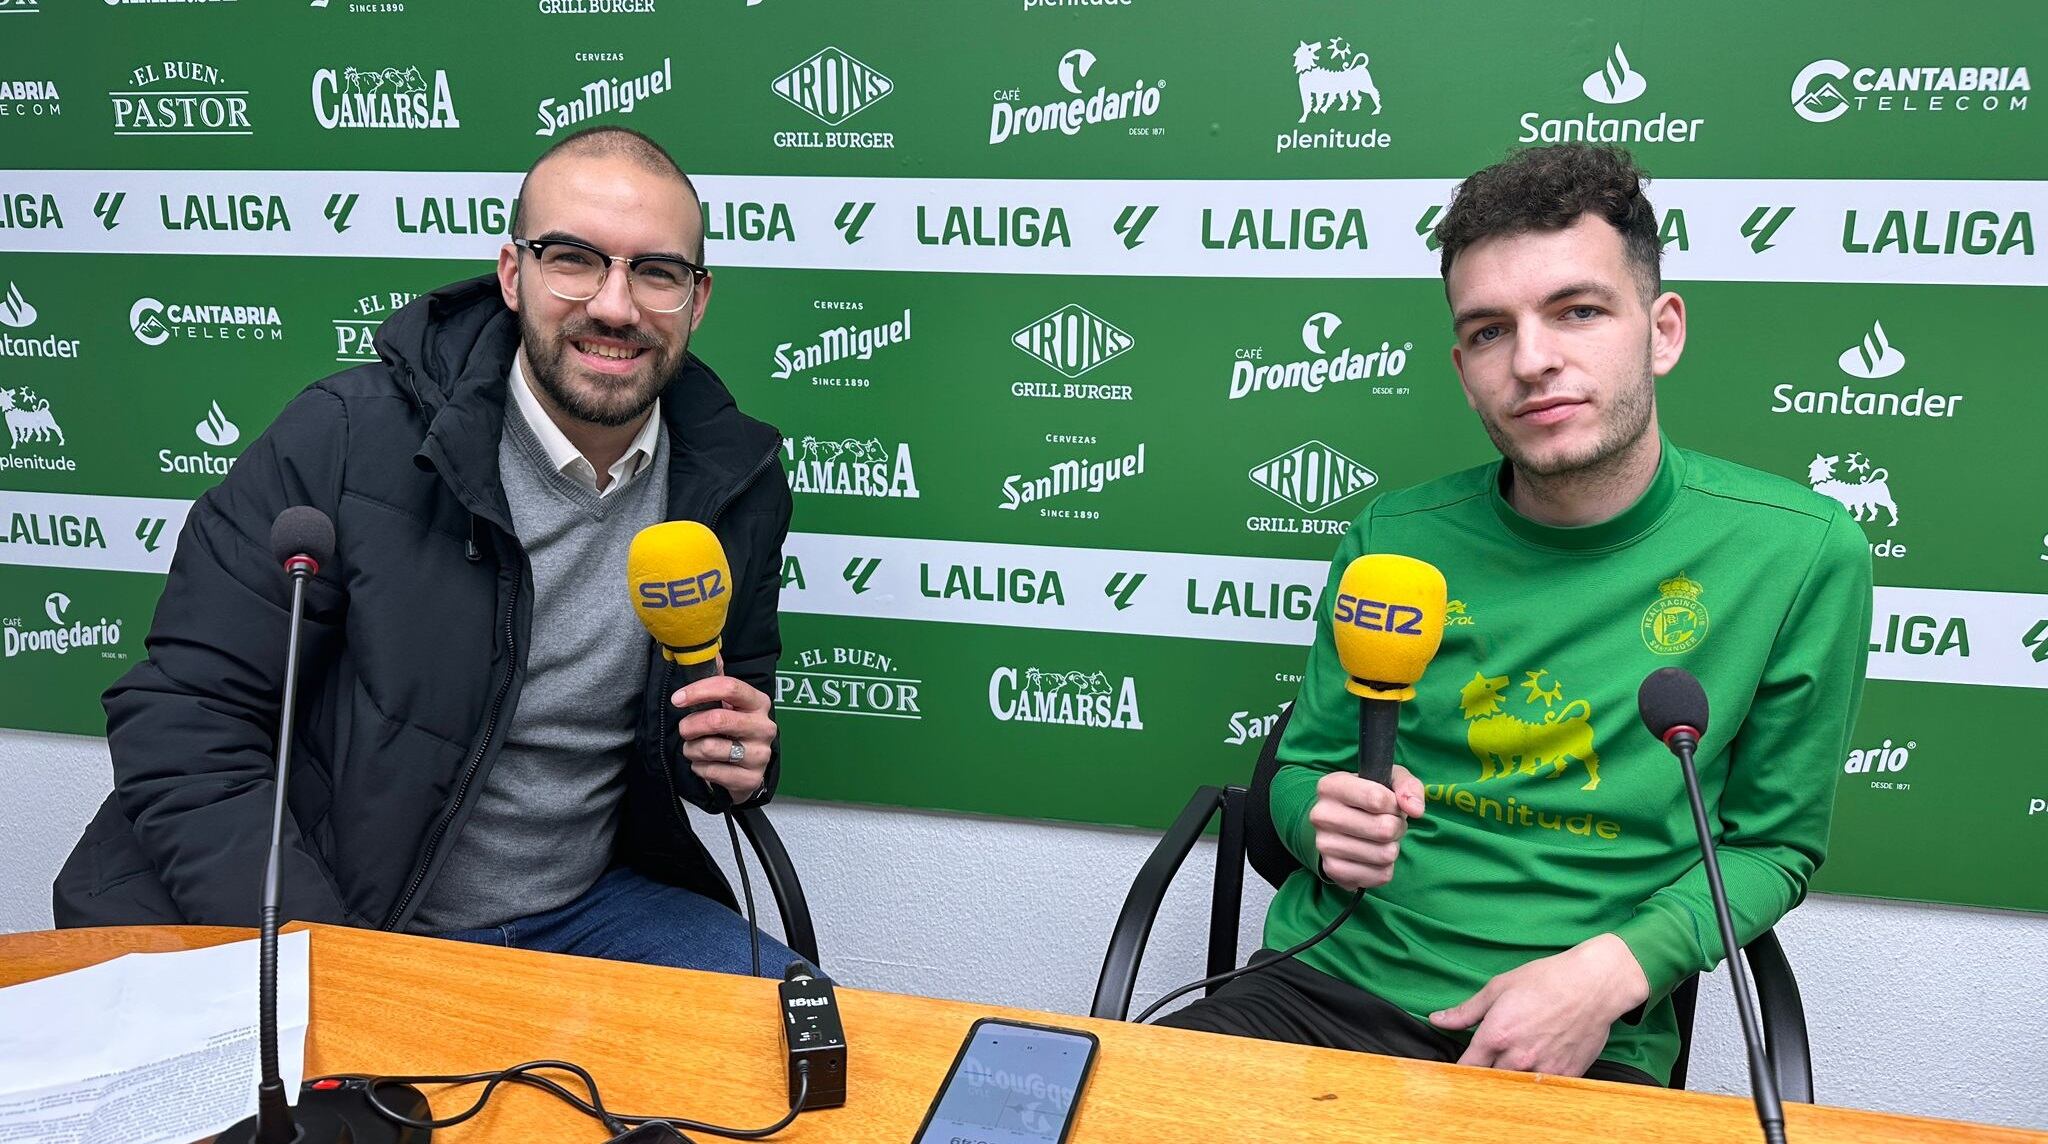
left=429, top=866, right=813, bottom=978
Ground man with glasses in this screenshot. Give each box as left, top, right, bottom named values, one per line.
left=55, top=126, right=805, bottom=976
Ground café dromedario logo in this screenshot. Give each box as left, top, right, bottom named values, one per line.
left=989, top=47, right=1163, bottom=145
left=4, top=591, right=125, bottom=662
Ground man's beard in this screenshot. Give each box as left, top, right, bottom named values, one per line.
left=1478, top=353, right=1656, bottom=483
left=519, top=309, right=688, bottom=428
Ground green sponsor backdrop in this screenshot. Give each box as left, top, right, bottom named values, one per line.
left=0, top=0, right=2042, bottom=913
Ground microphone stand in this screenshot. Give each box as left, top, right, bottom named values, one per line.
left=1669, top=728, right=1786, bottom=1144
left=220, top=552, right=426, bottom=1143
left=252, top=560, right=313, bottom=1139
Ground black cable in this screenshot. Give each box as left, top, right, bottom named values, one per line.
left=606, top=1063, right=808, bottom=1139
left=343, top=798, right=784, bottom=1137
left=724, top=811, right=762, bottom=979
left=343, top=1059, right=811, bottom=1141
left=347, top=810, right=783, bottom=1136
left=358, top=1060, right=618, bottom=1133
left=1132, top=889, right=1363, bottom=1025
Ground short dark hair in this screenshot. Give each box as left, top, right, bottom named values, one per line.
left=1436, top=143, right=1660, bottom=303
left=512, top=125, right=703, bottom=261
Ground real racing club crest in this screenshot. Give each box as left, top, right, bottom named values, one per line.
left=1641, top=571, right=1708, bottom=655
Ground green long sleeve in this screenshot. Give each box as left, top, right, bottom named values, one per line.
left=1261, top=439, right=1872, bottom=1083
left=1611, top=509, right=1872, bottom=999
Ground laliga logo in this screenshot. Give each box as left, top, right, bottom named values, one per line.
left=1333, top=593, right=1424, bottom=634
left=1301, top=311, right=1340, bottom=354
left=1058, top=48, right=1096, bottom=95
left=636, top=569, right=727, bottom=609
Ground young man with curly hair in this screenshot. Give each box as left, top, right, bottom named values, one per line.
left=1160, top=143, right=1872, bottom=1087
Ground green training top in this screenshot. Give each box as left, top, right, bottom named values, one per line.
left=1267, top=437, right=1872, bottom=1083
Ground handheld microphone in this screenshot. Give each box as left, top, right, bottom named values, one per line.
left=629, top=521, right=732, bottom=717
left=1133, top=553, right=1449, bottom=1024
left=1637, top=667, right=1785, bottom=1144
left=1331, top=554, right=1448, bottom=788
left=221, top=508, right=428, bottom=1144
left=626, top=521, right=771, bottom=980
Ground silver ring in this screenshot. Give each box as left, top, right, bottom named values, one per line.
left=727, top=741, right=747, bottom=764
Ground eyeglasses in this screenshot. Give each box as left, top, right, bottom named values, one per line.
left=512, top=237, right=707, bottom=314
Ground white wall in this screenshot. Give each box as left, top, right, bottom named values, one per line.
left=4, top=727, right=2043, bottom=1131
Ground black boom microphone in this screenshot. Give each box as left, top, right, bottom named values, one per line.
left=219, top=507, right=429, bottom=1144
left=1637, top=667, right=1786, bottom=1144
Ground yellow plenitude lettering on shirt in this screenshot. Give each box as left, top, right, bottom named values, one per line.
left=1421, top=783, right=1622, bottom=840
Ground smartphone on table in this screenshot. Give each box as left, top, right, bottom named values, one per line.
left=911, top=1017, right=1100, bottom=1144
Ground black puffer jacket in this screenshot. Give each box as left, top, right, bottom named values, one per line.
left=53, top=275, right=790, bottom=930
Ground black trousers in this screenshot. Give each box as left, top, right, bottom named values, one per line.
left=1155, top=949, right=1661, bottom=1087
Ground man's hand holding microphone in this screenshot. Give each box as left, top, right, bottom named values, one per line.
left=629, top=521, right=777, bottom=804
left=1312, top=554, right=1445, bottom=891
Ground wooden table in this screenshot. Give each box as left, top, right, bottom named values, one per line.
left=0, top=924, right=2035, bottom=1143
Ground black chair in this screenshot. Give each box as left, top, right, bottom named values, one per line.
left=731, top=804, right=821, bottom=968
left=1090, top=707, right=1812, bottom=1100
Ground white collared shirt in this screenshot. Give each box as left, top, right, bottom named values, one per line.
left=508, top=352, right=662, bottom=498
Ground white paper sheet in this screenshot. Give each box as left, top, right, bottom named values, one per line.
left=0, top=931, right=309, bottom=1144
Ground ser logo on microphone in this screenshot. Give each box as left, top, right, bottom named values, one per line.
left=637, top=570, right=727, bottom=609
left=1333, top=592, right=1424, bottom=634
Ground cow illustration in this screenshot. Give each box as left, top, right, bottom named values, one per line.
left=1023, top=668, right=1112, bottom=697
left=845, top=438, right=887, bottom=465
left=1064, top=670, right=1111, bottom=696
left=343, top=66, right=427, bottom=95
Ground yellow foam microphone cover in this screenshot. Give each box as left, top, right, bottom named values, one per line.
left=627, top=521, right=731, bottom=666
left=1331, top=554, right=1448, bottom=701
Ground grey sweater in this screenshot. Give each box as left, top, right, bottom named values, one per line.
left=409, top=403, right=670, bottom=932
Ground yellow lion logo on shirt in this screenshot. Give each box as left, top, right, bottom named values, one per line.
left=1458, top=670, right=1602, bottom=792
